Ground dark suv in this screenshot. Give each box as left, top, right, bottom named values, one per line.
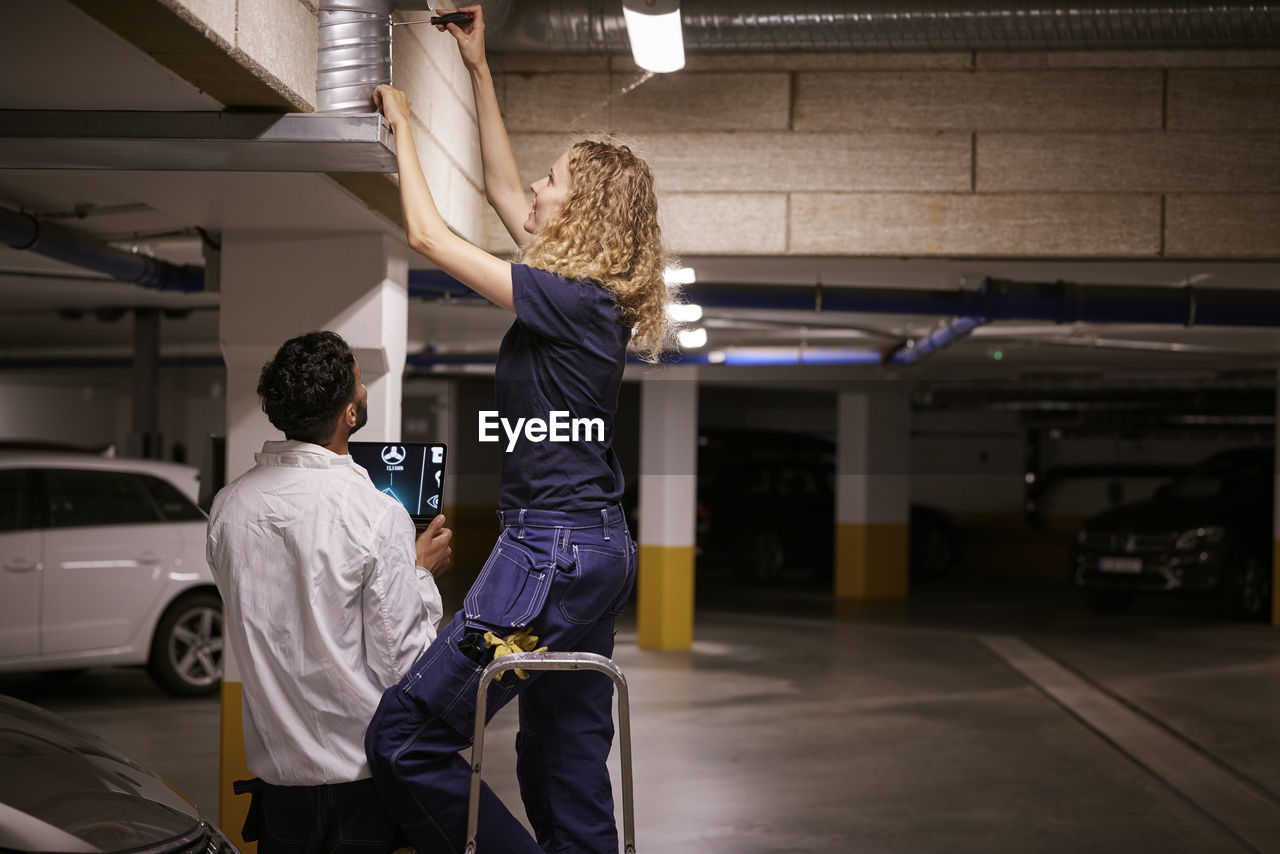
left=1072, top=447, right=1274, bottom=620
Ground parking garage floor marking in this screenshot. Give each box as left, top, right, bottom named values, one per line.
left=980, top=634, right=1280, bottom=854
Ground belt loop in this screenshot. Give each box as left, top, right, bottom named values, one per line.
left=517, top=509, right=527, bottom=540
left=600, top=507, right=611, bottom=541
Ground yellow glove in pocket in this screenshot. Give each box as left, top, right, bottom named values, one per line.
left=483, top=628, right=548, bottom=681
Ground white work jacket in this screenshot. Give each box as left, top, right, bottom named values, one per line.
left=207, top=440, right=442, bottom=786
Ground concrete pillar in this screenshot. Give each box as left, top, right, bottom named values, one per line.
left=835, top=389, right=911, bottom=601
left=128, top=308, right=162, bottom=458
left=1273, top=369, right=1280, bottom=628
left=636, top=366, right=698, bottom=650
left=215, top=233, right=408, bottom=840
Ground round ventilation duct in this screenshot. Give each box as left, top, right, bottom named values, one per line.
left=486, top=1, right=1280, bottom=54
left=317, top=0, right=513, bottom=113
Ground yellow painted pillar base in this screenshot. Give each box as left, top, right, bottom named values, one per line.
left=1272, top=540, right=1279, bottom=629
left=637, top=545, right=694, bottom=650
left=219, top=681, right=256, bottom=853
left=835, top=522, right=909, bottom=601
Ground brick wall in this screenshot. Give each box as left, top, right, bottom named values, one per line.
left=484, top=51, right=1280, bottom=260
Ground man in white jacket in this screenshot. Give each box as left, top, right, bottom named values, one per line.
left=207, top=329, right=452, bottom=854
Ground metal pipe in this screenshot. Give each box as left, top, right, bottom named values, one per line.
left=317, top=1, right=513, bottom=113
left=889, top=315, right=988, bottom=365
left=407, top=271, right=1280, bottom=329
left=317, top=2, right=394, bottom=113
left=0, top=206, right=204, bottom=292
left=980, top=278, right=1280, bottom=327
left=487, top=1, right=1280, bottom=54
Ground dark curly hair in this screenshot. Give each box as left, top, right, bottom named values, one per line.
left=257, top=331, right=357, bottom=444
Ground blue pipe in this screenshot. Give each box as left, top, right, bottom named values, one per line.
left=889, top=316, right=988, bottom=365
left=0, top=206, right=204, bottom=292
left=979, top=278, right=1280, bottom=327
left=406, top=347, right=887, bottom=369
left=406, top=351, right=495, bottom=367
left=3, top=208, right=1277, bottom=324
left=0, top=355, right=224, bottom=370
left=409, top=271, right=1280, bottom=328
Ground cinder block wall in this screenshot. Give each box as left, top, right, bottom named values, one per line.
left=484, top=51, right=1280, bottom=260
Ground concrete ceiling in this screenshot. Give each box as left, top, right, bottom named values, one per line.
left=2, top=0, right=1279, bottom=382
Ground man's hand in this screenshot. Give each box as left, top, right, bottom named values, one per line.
left=416, top=514, right=453, bottom=578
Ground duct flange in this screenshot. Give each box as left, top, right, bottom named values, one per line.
left=0, top=110, right=398, bottom=172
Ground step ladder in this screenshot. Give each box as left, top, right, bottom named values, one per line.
left=464, top=651, right=636, bottom=854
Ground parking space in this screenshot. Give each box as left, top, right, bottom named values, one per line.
left=2, top=2, right=1279, bottom=852
left=10, top=582, right=1279, bottom=854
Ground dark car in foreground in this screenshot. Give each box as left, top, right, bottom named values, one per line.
left=1072, top=447, right=1274, bottom=620
left=0, top=693, right=239, bottom=854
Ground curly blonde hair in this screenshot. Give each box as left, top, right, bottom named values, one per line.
left=520, top=139, right=674, bottom=362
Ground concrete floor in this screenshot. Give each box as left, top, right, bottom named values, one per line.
left=4, top=579, right=1280, bottom=854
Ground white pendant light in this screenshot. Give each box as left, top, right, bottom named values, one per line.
left=622, top=0, right=685, bottom=73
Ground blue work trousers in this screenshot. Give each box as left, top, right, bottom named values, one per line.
left=365, top=505, right=637, bottom=854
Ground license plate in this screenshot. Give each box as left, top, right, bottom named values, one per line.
left=1098, top=557, right=1143, bottom=574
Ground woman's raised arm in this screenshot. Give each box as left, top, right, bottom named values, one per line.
left=440, top=6, right=533, bottom=248
left=375, top=84, right=515, bottom=312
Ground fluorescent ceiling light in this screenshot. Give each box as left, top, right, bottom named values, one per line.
left=678, top=327, right=707, bottom=348
left=663, top=265, right=696, bottom=286
left=667, top=303, right=703, bottom=323
left=622, top=0, right=685, bottom=73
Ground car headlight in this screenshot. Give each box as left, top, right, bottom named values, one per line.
left=203, top=822, right=243, bottom=854
left=1174, top=525, right=1225, bottom=551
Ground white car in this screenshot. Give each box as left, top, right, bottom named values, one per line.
left=0, top=452, right=222, bottom=696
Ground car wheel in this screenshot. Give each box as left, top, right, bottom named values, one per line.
left=1222, top=554, right=1272, bottom=622
left=148, top=592, right=223, bottom=697
left=1085, top=589, right=1134, bottom=614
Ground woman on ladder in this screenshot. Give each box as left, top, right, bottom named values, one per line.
left=364, top=5, right=673, bottom=853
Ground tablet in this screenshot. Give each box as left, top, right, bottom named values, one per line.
left=348, top=442, right=447, bottom=529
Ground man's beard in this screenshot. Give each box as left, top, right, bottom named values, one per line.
left=350, top=399, right=368, bottom=435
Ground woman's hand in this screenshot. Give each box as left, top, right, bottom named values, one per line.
left=373, top=84, right=412, bottom=130
left=437, top=5, right=486, bottom=71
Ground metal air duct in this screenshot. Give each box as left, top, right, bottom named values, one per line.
left=487, top=1, right=1280, bottom=54
left=317, top=1, right=397, bottom=113
left=317, top=1, right=513, bottom=113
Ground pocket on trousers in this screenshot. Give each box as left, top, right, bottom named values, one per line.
left=465, top=540, right=552, bottom=629
left=401, top=633, right=484, bottom=739
left=559, top=544, right=630, bottom=625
